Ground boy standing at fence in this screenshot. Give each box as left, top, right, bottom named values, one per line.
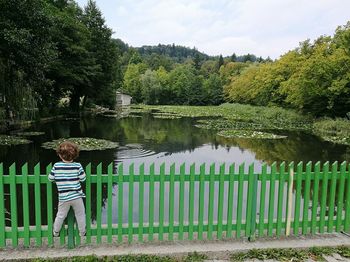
left=48, top=141, right=86, bottom=237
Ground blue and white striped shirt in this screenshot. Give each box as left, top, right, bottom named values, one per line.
left=49, top=162, right=86, bottom=202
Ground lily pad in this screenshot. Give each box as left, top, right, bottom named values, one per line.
left=217, top=130, right=287, bottom=139
left=0, top=135, right=32, bottom=146
left=42, top=137, right=119, bottom=151
left=15, top=131, right=45, bottom=136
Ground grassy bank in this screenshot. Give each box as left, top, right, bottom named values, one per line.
left=22, top=246, right=350, bottom=261
left=131, top=103, right=350, bottom=145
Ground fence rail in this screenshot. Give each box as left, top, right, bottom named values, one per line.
left=0, top=161, right=349, bottom=249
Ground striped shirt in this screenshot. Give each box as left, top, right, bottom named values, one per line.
left=48, top=162, right=86, bottom=202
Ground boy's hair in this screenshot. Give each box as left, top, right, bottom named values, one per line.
left=56, top=141, right=80, bottom=161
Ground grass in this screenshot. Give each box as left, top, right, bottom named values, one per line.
left=230, top=246, right=350, bottom=261
left=28, top=253, right=207, bottom=262
left=21, top=246, right=350, bottom=262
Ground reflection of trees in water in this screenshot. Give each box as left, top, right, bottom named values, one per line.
left=217, top=132, right=349, bottom=165
left=118, top=115, right=215, bottom=153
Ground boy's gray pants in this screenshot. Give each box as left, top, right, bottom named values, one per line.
left=53, top=198, right=86, bottom=236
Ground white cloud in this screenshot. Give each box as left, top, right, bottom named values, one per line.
left=76, top=0, right=350, bottom=58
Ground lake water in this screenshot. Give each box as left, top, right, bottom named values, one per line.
left=1, top=114, right=349, bottom=226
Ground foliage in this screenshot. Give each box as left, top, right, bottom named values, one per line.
left=42, top=137, right=118, bottom=151
left=0, top=0, right=121, bottom=121
left=224, top=22, right=350, bottom=118
left=0, top=0, right=55, bottom=119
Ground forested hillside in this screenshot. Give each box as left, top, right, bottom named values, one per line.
left=1, top=0, right=349, bottom=122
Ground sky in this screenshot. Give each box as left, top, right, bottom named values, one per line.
left=76, top=0, right=350, bottom=59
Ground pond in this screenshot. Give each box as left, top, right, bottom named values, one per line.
left=1, top=114, right=349, bottom=227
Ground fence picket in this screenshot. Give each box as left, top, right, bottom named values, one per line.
left=168, top=163, right=175, bottom=241
left=344, top=163, right=350, bottom=232
left=107, top=163, right=113, bottom=243
left=159, top=163, right=165, bottom=241
left=188, top=163, right=195, bottom=240
left=10, top=164, right=18, bottom=247
left=311, top=162, right=320, bottom=234
left=148, top=163, right=155, bottom=241
left=198, top=164, right=205, bottom=240
left=0, top=163, right=5, bottom=247
left=179, top=163, right=185, bottom=240
left=268, top=162, right=276, bottom=237
left=85, top=163, right=92, bottom=244
left=276, top=162, right=285, bottom=237
left=246, top=163, right=254, bottom=237
left=118, top=163, right=124, bottom=243
left=22, top=163, right=30, bottom=247
left=226, top=164, right=235, bottom=238
left=138, top=164, right=145, bottom=242
left=328, top=161, right=338, bottom=233
left=236, top=163, right=244, bottom=238
left=336, top=162, right=346, bottom=232
left=217, top=164, right=225, bottom=239
left=302, top=162, right=312, bottom=235
left=293, top=162, right=303, bottom=235
left=319, top=162, right=329, bottom=233
left=96, top=163, right=102, bottom=243
left=128, top=163, right=134, bottom=243
left=34, top=163, right=42, bottom=246
left=259, top=164, right=267, bottom=237
left=208, top=163, right=215, bottom=239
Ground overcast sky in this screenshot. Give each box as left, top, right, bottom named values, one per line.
left=76, top=0, right=350, bottom=59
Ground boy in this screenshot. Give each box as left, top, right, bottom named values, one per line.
left=49, top=141, right=86, bottom=237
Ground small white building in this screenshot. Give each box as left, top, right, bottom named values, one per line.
left=116, top=91, right=132, bottom=107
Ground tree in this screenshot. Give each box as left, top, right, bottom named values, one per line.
left=47, top=1, right=97, bottom=113
left=82, top=0, right=119, bottom=108
left=203, top=73, right=223, bottom=105
left=230, top=53, right=237, bottom=62
left=141, top=69, right=161, bottom=104
left=123, top=63, right=147, bottom=102
left=217, top=55, right=224, bottom=70
left=0, top=0, right=55, bottom=119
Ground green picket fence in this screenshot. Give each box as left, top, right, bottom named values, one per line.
left=0, top=161, right=349, bottom=249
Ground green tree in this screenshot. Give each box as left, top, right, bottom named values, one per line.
left=0, top=0, right=55, bottom=119
left=203, top=73, right=223, bottom=105
left=82, top=0, right=119, bottom=108
left=47, top=1, right=98, bottom=113
left=123, top=63, right=147, bottom=102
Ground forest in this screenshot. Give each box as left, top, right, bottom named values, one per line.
left=0, top=0, right=349, bottom=123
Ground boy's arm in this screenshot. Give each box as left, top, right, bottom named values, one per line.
left=78, top=164, right=86, bottom=182
left=48, top=165, right=55, bottom=182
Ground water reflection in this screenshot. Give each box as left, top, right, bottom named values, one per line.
left=1, top=114, right=349, bottom=226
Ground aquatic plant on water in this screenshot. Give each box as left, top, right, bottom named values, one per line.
left=41, top=137, right=119, bottom=151
left=0, top=135, right=32, bottom=146
left=14, top=131, right=45, bottom=136
left=217, top=130, right=287, bottom=139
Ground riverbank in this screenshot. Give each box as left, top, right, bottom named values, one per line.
left=132, top=104, right=350, bottom=146
left=1, top=233, right=349, bottom=261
